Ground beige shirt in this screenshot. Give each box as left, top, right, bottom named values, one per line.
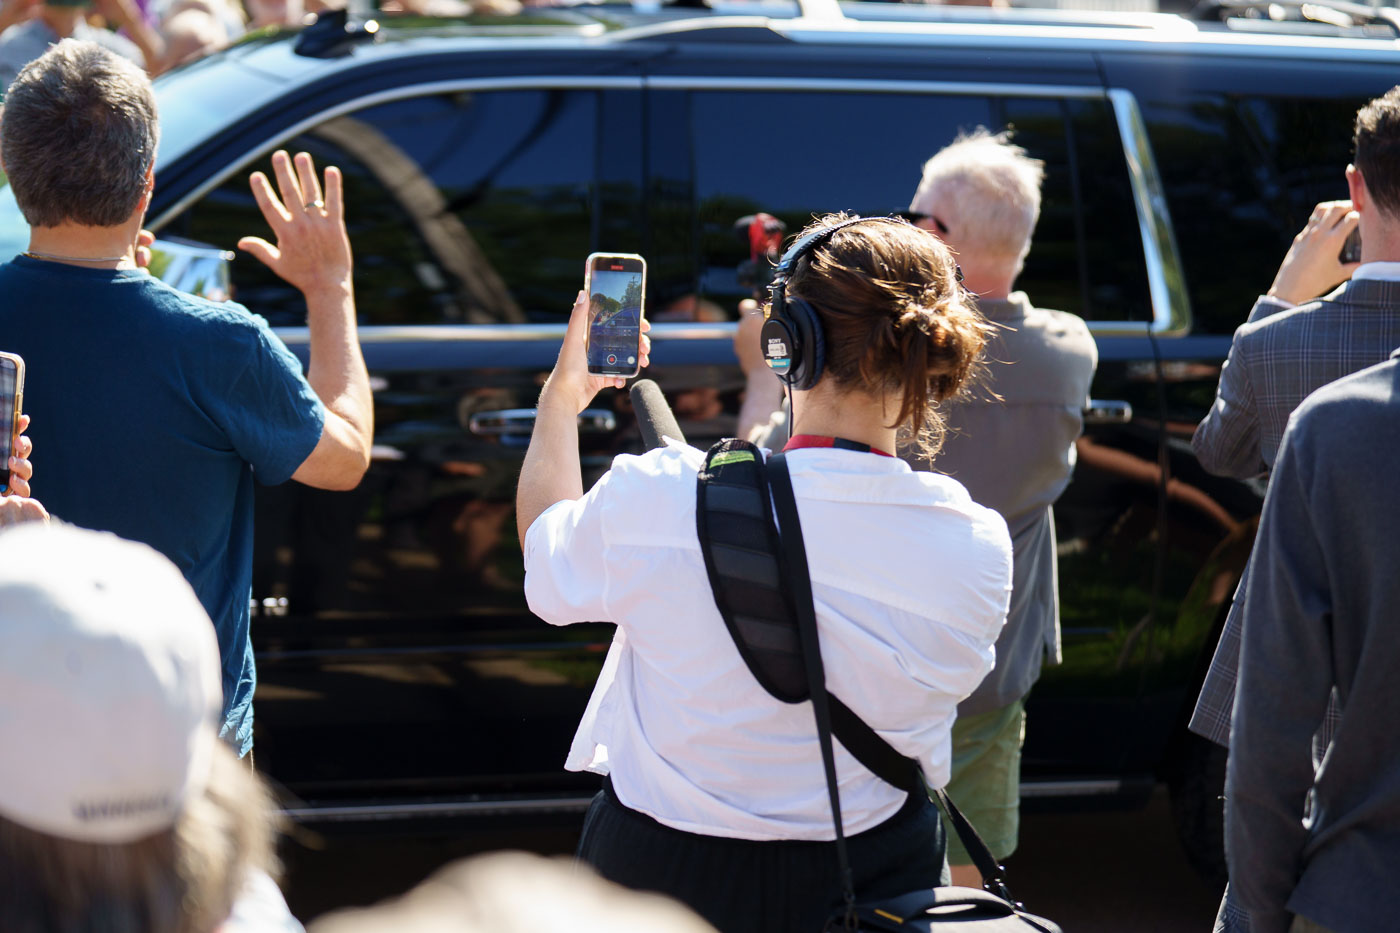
left=915, top=291, right=1097, bottom=715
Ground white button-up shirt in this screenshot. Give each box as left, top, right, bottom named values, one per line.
left=524, top=441, right=1011, bottom=841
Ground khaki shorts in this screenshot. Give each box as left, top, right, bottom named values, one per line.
left=940, top=698, right=1026, bottom=865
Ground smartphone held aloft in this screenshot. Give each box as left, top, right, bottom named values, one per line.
left=0, top=351, right=25, bottom=495
left=584, top=253, right=647, bottom=379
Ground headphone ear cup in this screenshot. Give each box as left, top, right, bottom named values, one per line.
left=760, top=316, right=801, bottom=385
left=784, top=297, right=825, bottom=391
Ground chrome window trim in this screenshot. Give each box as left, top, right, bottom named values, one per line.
left=1109, top=88, right=1192, bottom=337
left=148, top=76, right=645, bottom=232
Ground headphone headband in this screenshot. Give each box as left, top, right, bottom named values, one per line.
left=771, top=215, right=910, bottom=285
left=761, top=215, right=911, bottom=391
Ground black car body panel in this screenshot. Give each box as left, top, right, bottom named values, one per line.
left=3, top=3, right=1395, bottom=834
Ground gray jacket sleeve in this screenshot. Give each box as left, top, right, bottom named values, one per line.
left=1194, top=327, right=1263, bottom=478
left=1192, top=295, right=1295, bottom=478
left=1225, top=419, right=1334, bottom=933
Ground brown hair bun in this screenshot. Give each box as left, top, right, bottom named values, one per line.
left=784, top=213, right=991, bottom=455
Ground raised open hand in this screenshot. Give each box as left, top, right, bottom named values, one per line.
left=237, top=150, right=352, bottom=298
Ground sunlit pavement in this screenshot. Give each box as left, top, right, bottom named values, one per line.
left=283, top=786, right=1223, bottom=930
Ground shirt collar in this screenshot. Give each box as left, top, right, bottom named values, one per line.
left=1350, top=262, right=1400, bottom=282
left=776, top=446, right=980, bottom=509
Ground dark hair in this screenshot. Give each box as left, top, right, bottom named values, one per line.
left=1, top=39, right=158, bottom=228
left=783, top=213, right=990, bottom=455
left=1355, top=87, right=1400, bottom=218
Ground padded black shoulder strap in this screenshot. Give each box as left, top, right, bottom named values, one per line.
left=697, top=438, right=808, bottom=703
left=696, top=439, right=921, bottom=794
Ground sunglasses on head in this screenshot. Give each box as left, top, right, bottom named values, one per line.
left=896, top=210, right=949, bottom=235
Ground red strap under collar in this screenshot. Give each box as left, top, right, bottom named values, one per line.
left=783, top=434, right=894, bottom=458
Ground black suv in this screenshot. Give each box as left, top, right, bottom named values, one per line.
left=2, top=0, right=1394, bottom=889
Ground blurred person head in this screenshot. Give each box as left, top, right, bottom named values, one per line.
left=1348, top=86, right=1400, bottom=262
left=907, top=128, right=1045, bottom=299
left=27, top=0, right=98, bottom=40
left=0, top=523, right=279, bottom=933
left=0, top=39, right=157, bottom=230
left=309, top=850, right=717, bottom=933
left=243, top=0, right=304, bottom=30
left=159, top=7, right=228, bottom=71
left=773, top=213, right=990, bottom=456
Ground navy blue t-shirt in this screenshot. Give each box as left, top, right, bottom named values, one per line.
left=0, top=256, right=325, bottom=754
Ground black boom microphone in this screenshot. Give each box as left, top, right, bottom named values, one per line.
left=629, top=379, right=686, bottom=451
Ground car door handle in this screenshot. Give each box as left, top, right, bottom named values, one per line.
left=1084, top=399, right=1133, bottom=425
left=468, top=408, right=617, bottom=436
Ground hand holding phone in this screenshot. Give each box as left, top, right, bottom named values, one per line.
left=0, top=352, right=26, bottom=495
left=584, top=253, right=647, bottom=378
left=1340, top=227, right=1362, bottom=265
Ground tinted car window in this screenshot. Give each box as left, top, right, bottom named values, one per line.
left=1005, top=97, right=1154, bottom=324
left=163, top=90, right=596, bottom=327
left=687, top=90, right=1152, bottom=324
left=1138, top=92, right=1364, bottom=335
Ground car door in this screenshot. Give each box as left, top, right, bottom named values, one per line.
left=155, top=71, right=645, bottom=817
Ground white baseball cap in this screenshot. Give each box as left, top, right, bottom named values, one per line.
left=0, top=523, right=222, bottom=844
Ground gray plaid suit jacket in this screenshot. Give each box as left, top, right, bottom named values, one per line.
left=1189, top=278, right=1400, bottom=746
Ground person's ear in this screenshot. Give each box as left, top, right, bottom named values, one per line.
left=138, top=161, right=155, bottom=210
left=1347, top=164, right=1367, bottom=213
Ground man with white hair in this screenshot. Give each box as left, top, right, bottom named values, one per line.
left=0, top=522, right=302, bottom=931
left=905, top=129, right=1097, bottom=884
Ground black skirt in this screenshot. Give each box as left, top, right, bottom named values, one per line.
left=577, top=778, right=947, bottom=933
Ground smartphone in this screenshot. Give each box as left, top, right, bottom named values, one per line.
left=0, top=352, right=25, bottom=495
left=584, top=253, right=647, bottom=378
left=1340, top=227, right=1362, bottom=265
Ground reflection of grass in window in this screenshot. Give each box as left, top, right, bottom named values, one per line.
left=1043, top=531, right=1213, bottom=699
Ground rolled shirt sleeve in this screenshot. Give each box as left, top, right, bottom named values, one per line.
left=523, top=470, right=615, bottom=625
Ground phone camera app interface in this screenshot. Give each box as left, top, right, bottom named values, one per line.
left=587, top=265, right=642, bottom=373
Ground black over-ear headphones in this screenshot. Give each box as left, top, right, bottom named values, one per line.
left=761, top=215, right=909, bottom=391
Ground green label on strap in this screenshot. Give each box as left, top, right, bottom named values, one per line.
left=709, top=450, right=756, bottom=469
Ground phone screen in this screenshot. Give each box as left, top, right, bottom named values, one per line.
left=586, top=255, right=646, bottom=377
left=0, top=355, right=18, bottom=493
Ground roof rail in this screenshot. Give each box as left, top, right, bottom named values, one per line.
left=1192, top=0, right=1400, bottom=36
left=294, top=6, right=381, bottom=58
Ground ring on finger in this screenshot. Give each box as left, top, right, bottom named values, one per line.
left=305, top=199, right=325, bottom=210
